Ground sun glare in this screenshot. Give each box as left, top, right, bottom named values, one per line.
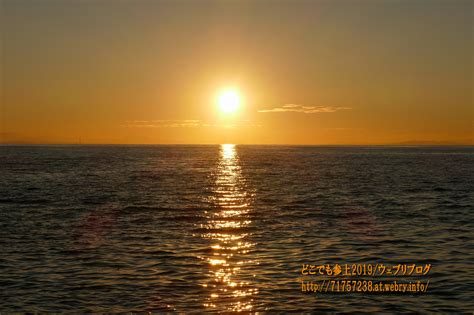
left=217, top=89, right=241, bottom=114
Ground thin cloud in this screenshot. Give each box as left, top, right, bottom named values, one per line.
left=124, top=119, right=262, bottom=129
left=125, top=120, right=201, bottom=128
left=258, top=104, right=351, bottom=114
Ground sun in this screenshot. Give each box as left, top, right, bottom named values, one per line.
left=217, top=89, right=241, bottom=114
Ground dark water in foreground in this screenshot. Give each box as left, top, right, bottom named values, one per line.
left=0, top=145, right=473, bottom=313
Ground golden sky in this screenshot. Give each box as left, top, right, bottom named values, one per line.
left=1, top=0, right=473, bottom=145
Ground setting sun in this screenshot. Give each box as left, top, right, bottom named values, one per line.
left=217, top=89, right=241, bottom=114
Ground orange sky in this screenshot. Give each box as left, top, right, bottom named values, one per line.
left=1, top=0, right=473, bottom=145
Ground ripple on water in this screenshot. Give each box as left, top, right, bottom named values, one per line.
left=0, top=145, right=472, bottom=312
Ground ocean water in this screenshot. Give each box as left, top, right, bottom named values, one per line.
left=0, top=145, right=473, bottom=313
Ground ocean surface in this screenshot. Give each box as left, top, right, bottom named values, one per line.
left=0, top=145, right=473, bottom=313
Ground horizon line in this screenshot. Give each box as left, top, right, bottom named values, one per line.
left=1, top=143, right=473, bottom=147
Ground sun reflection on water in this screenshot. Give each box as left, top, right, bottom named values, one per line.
left=200, top=144, right=257, bottom=312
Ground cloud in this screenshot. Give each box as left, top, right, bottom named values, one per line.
left=258, top=104, right=351, bottom=114
left=125, top=120, right=201, bottom=128
left=124, top=119, right=262, bottom=129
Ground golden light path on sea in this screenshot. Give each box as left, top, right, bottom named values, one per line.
left=200, top=144, right=257, bottom=312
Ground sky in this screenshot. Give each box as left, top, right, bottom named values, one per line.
left=1, top=0, right=472, bottom=145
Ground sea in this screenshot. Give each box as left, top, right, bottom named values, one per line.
left=0, top=145, right=473, bottom=313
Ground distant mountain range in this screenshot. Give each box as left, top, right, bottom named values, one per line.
left=393, top=140, right=473, bottom=145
